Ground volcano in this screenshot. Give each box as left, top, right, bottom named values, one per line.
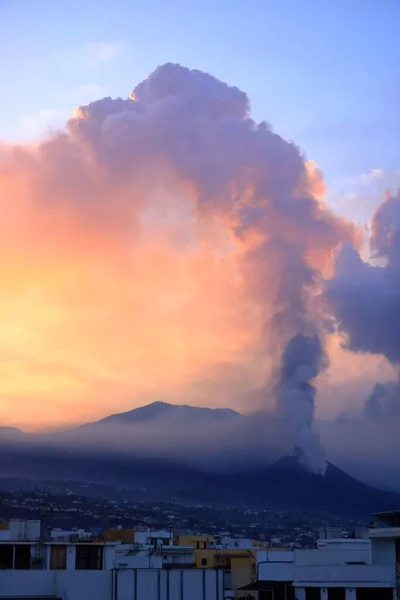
left=234, top=455, right=400, bottom=517
left=0, top=403, right=399, bottom=519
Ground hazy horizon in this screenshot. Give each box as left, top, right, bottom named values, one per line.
left=1, top=2, right=400, bottom=484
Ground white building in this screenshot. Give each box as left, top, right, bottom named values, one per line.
left=213, top=536, right=267, bottom=550
left=51, top=527, right=93, bottom=540
left=241, top=517, right=400, bottom=600
left=0, top=524, right=193, bottom=572
left=0, top=568, right=225, bottom=600
left=0, top=521, right=227, bottom=600
left=134, top=528, right=174, bottom=547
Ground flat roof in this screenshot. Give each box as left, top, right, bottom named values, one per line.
left=373, top=510, right=400, bottom=527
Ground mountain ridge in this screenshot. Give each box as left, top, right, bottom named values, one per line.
left=0, top=401, right=399, bottom=518
left=83, top=400, right=242, bottom=427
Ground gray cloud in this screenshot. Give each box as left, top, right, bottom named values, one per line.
left=326, top=192, right=400, bottom=363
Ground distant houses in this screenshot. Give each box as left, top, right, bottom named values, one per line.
left=0, top=513, right=399, bottom=599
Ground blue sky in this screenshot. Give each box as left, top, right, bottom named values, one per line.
left=1, top=0, right=399, bottom=221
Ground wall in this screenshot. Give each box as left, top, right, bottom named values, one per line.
left=293, top=564, right=395, bottom=587
left=66, top=544, right=76, bottom=569
left=256, top=549, right=295, bottom=582
left=371, top=539, right=396, bottom=566
left=134, top=530, right=149, bottom=545
left=295, top=548, right=371, bottom=566
left=55, top=571, right=112, bottom=600
left=0, top=568, right=224, bottom=600
left=114, top=549, right=162, bottom=569
left=257, top=550, right=294, bottom=564
left=0, top=571, right=56, bottom=597
left=317, top=539, right=370, bottom=551
left=105, top=545, right=117, bottom=569
left=257, top=561, right=295, bottom=581
left=230, top=565, right=252, bottom=592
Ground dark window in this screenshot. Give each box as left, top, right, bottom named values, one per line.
left=259, top=593, right=273, bottom=600
left=356, top=589, right=393, bottom=600
left=305, top=588, right=321, bottom=600
left=328, top=589, right=346, bottom=600
left=285, top=586, right=295, bottom=600
left=14, top=545, right=31, bottom=569
left=201, top=558, right=207, bottom=566
left=75, top=545, right=103, bottom=570
left=0, top=545, right=13, bottom=569
left=272, top=584, right=294, bottom=600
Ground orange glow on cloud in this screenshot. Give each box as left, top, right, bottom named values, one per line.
left=0, top=66, right=363, bottom=433
left=0, top=141, right=268, bottom=431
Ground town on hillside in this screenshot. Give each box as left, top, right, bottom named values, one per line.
left=0, top=508, right=399, bottom=600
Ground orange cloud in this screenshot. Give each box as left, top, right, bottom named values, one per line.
left=0, top=142, right=265, bottom=430
left=0, top=65, right=362, bottom=434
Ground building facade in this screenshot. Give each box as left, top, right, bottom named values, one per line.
left=246, top=518, right=400, bottom=600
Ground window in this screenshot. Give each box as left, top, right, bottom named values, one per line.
left=201, top=558, right=207, bottom=566
left=259, top=593, right=273, bottom=600
left=285, top=586, right=295, bottom=600
left=356, top=589, right=393, bottom=600
left=50, top=545, right=67, bottom=570
left=305, top=588, right=321, bottom=600
left=0, top=545, right=13, bottom=569
left=75, top=545, right=103, bottom=570
left=14, top=545, right=31, bottom=569
left=328, top=589, right=345, bottom=600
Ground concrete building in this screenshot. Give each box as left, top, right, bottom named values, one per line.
left=174, top=533, right=213, bottom=549
left=0, top=521, right=228, bottom=600
left=240, top=519, right=400, bottom=600
left=215, top=537, right=269, bottom=551
left=134, top=528, right=173, bottom=547
left=0, top=568, right=225, bottom=600
left=0, top=521, right=258, bottom=597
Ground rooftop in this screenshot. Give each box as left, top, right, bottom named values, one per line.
left=373, top=510, right=400, bottom=528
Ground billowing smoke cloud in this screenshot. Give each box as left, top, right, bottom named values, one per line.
left=320, top=191, right=400, bottom=484
left=364, top=378, right=400, bottom=418
left=326, top=192, right=400, bottom=363
left=0, top=64, right=360, bottom=470
left=276, top=334, right=327, bottom=473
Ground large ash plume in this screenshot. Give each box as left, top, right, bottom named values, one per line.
left=0, top=64, right=360, bottom=466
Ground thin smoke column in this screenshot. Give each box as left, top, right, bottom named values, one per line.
left=276, top=334, right=327, bottom=474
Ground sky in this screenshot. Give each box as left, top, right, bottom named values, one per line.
left=0, top=0, right=399, bottom=433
